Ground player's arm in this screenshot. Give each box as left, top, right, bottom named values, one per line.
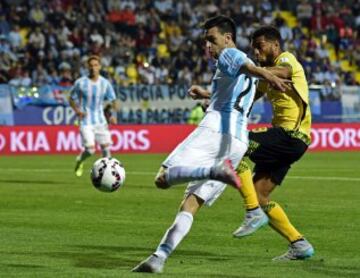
left=218, top=48, right=290, bottom=92
left=264, top=64, right=292, bottom=79
left=241, top=63, right=291, bottom=92
left=187, top=85, right=211, bottom=100
left=104, top=100, right=117, bottom=124
left=104, top=82, right=118, bottom=124
left=69, top=82, right=85, bottom=119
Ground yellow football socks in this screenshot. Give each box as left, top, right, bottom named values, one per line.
left=237, top=160, right=259, bottom=210
left=263, top=201, right=303, bottom=242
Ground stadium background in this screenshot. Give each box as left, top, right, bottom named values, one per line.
left=0, top=1, right=360, bottom=277
left=0, top=0, right=360, bottom=153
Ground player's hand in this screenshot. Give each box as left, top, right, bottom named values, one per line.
left=109, top=116, right=117, bottom=125
left=76, top=111, right=86, bottom=120
left=188, top=85, right=210, bottom=99
left=266, top=74, right=292, bottom=92
left=201, top=99, right=210, bottom=112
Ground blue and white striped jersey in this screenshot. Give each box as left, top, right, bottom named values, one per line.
left=199, top=48, right=257, bottom=143
left=70, top=75, right=116, bottom=126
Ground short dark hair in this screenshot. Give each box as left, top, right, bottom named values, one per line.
left=203, top=15, right=237, bottom=43
left=251, top=26, right=282, bottom=43
left=87, top=55, right=101, bottom=64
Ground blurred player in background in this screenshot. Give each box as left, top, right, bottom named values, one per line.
left=69, top=55, right=117, bottom=177
left=187, top=102, right=205, bottom=125
left=132, top=15, right=290, bottom=273
left=233, top=26, right=314, bottom=261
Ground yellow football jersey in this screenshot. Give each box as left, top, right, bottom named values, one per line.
left=257, top=51, right=311, bottom=141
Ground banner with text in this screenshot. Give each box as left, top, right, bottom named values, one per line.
left=10, top=84, right=267, bottom=125
left=341, top=86, right=360, bottom=122
left=1, top=123, right=360, bottom=155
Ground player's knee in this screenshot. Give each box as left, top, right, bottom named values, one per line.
left=180, top=194, right=204, bottom=215
left=154, top=170, right=169, bottom=189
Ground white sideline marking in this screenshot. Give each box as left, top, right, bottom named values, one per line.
left=286, top=176, right=360, bottom=182
left=3, top=168, right=360, bottom=182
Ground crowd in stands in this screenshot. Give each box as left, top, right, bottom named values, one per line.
left=0, top=0, right=359, bottom=94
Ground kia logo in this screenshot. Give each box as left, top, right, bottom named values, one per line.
left=0, top=133, right=5, bottom=151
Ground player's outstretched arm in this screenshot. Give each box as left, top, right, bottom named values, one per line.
left=188, top=85, right=211, bottom=100
left=217, top=48, right=291, bottom=92
left=242, top=63, right=291, bottom=92
left=263, top=65, right=292, bottom=79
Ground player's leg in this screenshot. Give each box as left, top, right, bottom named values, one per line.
left=132, top=193, right=203, bottom=273
left=132, top=179, right=228, bottom=273
left=96, top=124, right=112, bottom=158
left=254, top=172, right=314, bottom=260
left=100, top=144, right=111, bottom=157
left=75, top=126, right=95, bottom=177
left=233, top=159, right=268, bottom=237
left=155, top=161, right=240, bottom=189
left=233, top=129, right=277, bottom=237
left=155, top=127, right=240, bottom=189
left=153, top=195, right=202, bottom=262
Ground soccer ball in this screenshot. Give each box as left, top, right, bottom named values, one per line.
left=90, top=157, right=126, bottom=192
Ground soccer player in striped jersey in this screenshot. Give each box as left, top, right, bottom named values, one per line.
left=132, top=15, right=289, bottom=273
left=69, top=55, right=117, bottom=177
left=233, top=26, right=314, bottom=261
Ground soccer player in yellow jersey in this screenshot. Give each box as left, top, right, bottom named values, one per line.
left=232, top=26, right=314, bottom=260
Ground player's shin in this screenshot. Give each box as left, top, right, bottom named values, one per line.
left=232, top=161, right=268, bottom=237
left=78, top=147, right=95, bottom=162
left=154, top=211, right=194, bottom=260
left=237, top=160, right=259, bottom=210
left=262, top=201, right=303, bottom=242
left=101, top=145, right=111, bottom=158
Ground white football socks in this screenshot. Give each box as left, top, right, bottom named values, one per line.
left=165, top=166, right=211, bottom=186
left=101, top=146, right=111, bottom=158
left=154, top=211, right=194, bottom=260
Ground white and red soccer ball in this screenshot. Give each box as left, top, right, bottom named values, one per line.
left=90, top=157, right=126, bottom=192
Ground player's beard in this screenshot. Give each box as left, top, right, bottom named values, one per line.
left=259, top=51, right=276, bottom=67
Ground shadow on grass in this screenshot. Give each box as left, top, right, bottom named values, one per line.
left=72, top=244, right=230, bottom=258
left=0, top=245, right=235, bottom=271
left=3, top=263, right=45, bottom=269
left=38, top=250, right=138, bottom=269
left=300, top=259, right=360, bottom=277
left=65, top=244, right=233, bottom=269
left=0, top=179, right=69, bottom=185
left=191, top=274, right=251, bottom=278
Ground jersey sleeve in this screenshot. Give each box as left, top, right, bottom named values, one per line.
left=104, top=81, right=116, bottom=101
left=218, top=48, right=249, bottom=78
left=69, top=80, right=80, bottom=101
left=275, top=52, right=309, bottom=105
left=275, top=54, right=294, bottom=75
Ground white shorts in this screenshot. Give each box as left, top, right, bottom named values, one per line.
left=80, top=124, right=112, bottom=148
left=163, top=126, right=247, bottom=206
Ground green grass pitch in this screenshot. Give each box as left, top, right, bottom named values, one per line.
left=0, top=152, right=359, bottom=277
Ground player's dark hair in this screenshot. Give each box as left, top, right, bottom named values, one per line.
left=87, top=55, right=101, bottom=64
left=203, top=15, right=237, bottom=43
left=251, top=26, right=282, bottom=43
